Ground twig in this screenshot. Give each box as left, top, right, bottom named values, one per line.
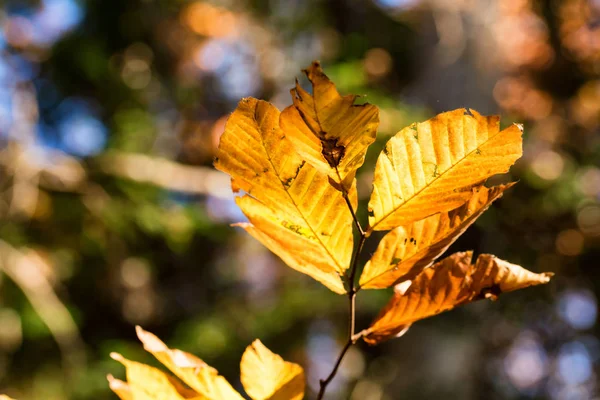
left=317, top=187, right=367, bottom=400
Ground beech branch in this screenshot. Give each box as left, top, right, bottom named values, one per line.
left=317, top=190, right=366, bottom=400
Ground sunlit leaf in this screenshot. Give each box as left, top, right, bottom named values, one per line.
left=215, top=97, right=355, bottom=294
left=0, top=396, right=17, bottom=400
left=240, top=339, right=305, bottom=400
left=136, top=326, right=244, bottom=400
left=363, top=252, right=552, bottom=345
left=360, top=184, right=514, bottom=289
left=368, top=108, right=523, bottom=231
left=107, top=374, right=133, bottom=400
left=280, top=61, right=379, bottom=191
left=110, top=352, right=202, bottom=400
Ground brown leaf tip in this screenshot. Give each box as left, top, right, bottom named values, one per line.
left=303, top=60, right=326, bottom=82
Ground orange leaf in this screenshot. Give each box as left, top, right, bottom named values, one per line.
left=368, top=109, right=523, bottom=231
left=215, top=97, right=354, bottom=294
left=280, top=61, right=379, bottom=191
left=364, top=251, right=552, bottom=345
left=360, top=184, right=514, bottom=289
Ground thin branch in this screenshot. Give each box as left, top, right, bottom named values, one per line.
left=317, top=187, right=367, bottom=400
left=342, top=192, right=365, bottom=237
left=316, top=338, right=352, bottom=399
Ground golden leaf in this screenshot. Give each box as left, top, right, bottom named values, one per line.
left=110, top=328, right=305, bottom=400
left=107, top=374, right=133, bottom=400
left=280, top=61, right=379, bottom=191
left=368, top=108, right=523, bottom=231
left=363, top=252, right=553, bottom=345
left=110, top=352, right=202, bottom=400
left=215, top=97, right=354, bottom=294
left=360, top=184, right=514, bottom=289
left=0, top=396, right=17, bottom=400
left=240, top=339, right=305, bottom=400
left=135, top=326, right=244, bottom=400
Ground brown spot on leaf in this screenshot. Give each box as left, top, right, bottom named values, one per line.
left=322, top=137, right=346, bottom=168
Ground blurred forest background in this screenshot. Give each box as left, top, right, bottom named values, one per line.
left=0, top=0, right=599, bottom=399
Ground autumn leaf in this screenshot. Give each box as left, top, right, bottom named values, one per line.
left=0, top=396, right=17, bottom=400
left=135, top=326, right=243, bottom=399
left=109, top=353, right=201, bottom=399
left=280, top=61, right=379, bottom=191
left=363, top=251, right=553, bottom=345
left=109, top=328, right=306, bottom=400
left=215, top=97, right=355, bottom=294
left=368, top=108, right=523, bottom=231
left=240, top=340, right=305, bottom=400
left=107, top=375, right=133, bottom=400
left=359, top=184, right=515, bottom=289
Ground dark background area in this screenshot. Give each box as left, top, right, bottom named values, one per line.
left=0, top=0, right=599, bottom=399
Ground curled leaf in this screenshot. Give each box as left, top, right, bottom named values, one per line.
left=280, top=61, right=379, bottom=191
left=360, top=184, right=514, bottom=289
left=215, top=97, right=354, bottom=294
left=240, top=339, right=305, bottom=400
left=364, top=251, right=552, bottom=345
left=368, top=108, right=523, bottom=231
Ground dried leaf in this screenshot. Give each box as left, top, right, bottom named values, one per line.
left=364, top=252, right=552, bottom=345
left=110, top=352, right=202, bottom=400
left=215, top=97, right=354, bottom=294
left=360, top=184, right=514, bottom=289
left=368, top=109, right=523, bottom=231
left=240, top=339, right=305, bottom=400
left=280, top=61, right=379, bottom=191
left=136, top=326, right=244, bottom=400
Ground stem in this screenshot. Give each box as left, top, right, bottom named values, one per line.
left=343, top=193, right=365, bottom=237
left=317, top=189, right=367, bottom=400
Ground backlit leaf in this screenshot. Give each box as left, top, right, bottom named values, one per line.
left=135, top=326, right=244, bottom=400
left=280, top=61, right=379, bottom=191
left=215, top=97, right=354, bottom=294
left=360, top=184, right=514, bottom=289
left=107, top=374, right=133, bottom=400
left=240, top=339, right=305, bottom=400
left=110, top=352, right=202, bottom=400
left=363, top=252, right=552, bottom=345
left=368, top=108, right=523, bottom=231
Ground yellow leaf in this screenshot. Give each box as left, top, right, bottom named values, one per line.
left=368, top=108, right=523, bottom=231
left=107, top=374, right=133, bottom=400
left=0, top=396, right=17, bottom=400
left=110, top=352, right=202, bottom=400
left=240, top=339, right=305, bottom=400
left=135, top=326, right=244, bottom=400
left=360, top=184, right=514, bottom=289
left=215, top=97, right=354, bottom=294
left=363, top=252, right=552, bottom=345
left=280, top=61, right=379, bottom=191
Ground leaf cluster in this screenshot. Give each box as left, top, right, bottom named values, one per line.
left=104, top=62, right=552, bottom=399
